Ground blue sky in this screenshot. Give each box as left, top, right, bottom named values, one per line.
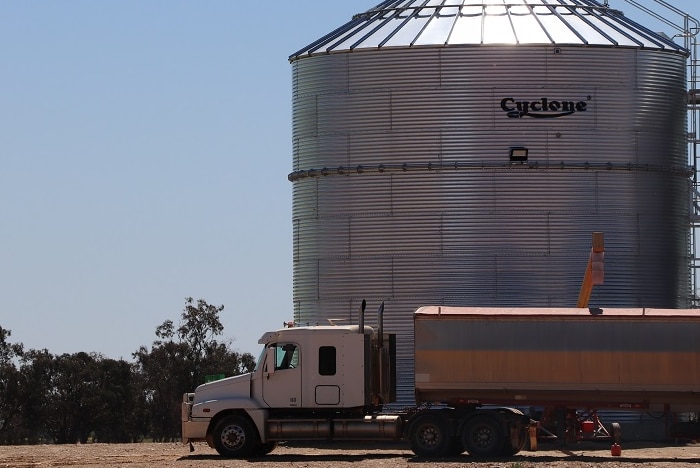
left=1, top=0, right=698, bottom=360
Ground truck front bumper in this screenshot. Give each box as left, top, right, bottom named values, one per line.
left=181, top=393, right=210, bottom=444
left=181, top=418, right=210, bottom=444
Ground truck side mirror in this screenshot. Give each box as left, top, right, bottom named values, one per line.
left=265, top=347, right=276, bottom=376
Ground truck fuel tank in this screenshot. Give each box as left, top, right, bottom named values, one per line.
left=266, top=415, right=402, bottom=441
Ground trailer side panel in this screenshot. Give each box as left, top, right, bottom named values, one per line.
left=414, top=307, right=700, bottom=411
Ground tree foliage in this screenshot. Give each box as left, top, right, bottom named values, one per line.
left=0, top=327, right=23, bottom=442
left=0, top=297, right=255, bottom=445
left=133, top=297, right=255, bottom=441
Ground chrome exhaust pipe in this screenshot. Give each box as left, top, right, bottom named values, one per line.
left=359, top=299, right=366, bottom=333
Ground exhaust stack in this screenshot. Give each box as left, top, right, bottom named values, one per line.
left=359, top=299, right=366, bottom=333
left=378, top=301, right=384, bottom=347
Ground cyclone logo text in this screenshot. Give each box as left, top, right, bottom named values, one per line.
left=501, top=97, right=589, bottom=118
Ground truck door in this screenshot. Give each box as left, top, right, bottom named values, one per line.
left=262, top=342, right=302, bottom=408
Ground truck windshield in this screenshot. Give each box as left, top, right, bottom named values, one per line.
left=253, top=346, right=266, bottom=372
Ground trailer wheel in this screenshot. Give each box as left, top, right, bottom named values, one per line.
left=462, top=415, right=503, bottom=457
left=212, top=415, right=260, bottom=458
left=409, top=413, right=451, bottom=457
left=611, top=422, right=622, bottom=445
left=446, top=437, right=464, bottom=456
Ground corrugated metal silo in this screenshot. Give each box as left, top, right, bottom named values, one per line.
left=288, top=0, right=692, bottom=401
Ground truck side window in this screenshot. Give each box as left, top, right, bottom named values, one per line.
left=276, top=343, right=298, bottom=370
left=318, top=346, right=336, bottom=376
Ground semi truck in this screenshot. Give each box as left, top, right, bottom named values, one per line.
left=181, top=302, right=700, bottom=458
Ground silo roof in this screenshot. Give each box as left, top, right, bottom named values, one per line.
left=290, top=0, right=687, bottom=61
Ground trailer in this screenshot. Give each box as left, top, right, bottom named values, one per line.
left=181, top=303, right=700, bottom=458
left=414, top=306, right=700, bottom=448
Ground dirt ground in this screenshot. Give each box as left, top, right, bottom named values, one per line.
left=0, top=440, right=699, bottom=468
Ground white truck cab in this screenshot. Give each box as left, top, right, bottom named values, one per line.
left=182, top=322, right=397, bottom=457
left=256, top=325, right=373, bottom=409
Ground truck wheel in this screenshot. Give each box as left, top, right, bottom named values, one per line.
left=501, top=414, right=528, bottom=455
left=254, top=441, right=278, bottom=456
left=446, top=437, right=464, bottom=456
left=462, top=415, right=503, bottom=457
left=212, top=415, right=260, bottom=458
left=409, top=413, right=451, bottom=457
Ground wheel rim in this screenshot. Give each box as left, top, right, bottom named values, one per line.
left=469, top=423, right=496, bottom=451
left=220, top=423, right=246, bottom=451
left=418, top=424, right=441, bottom=449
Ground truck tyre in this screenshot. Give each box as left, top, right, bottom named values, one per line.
left=212, top=415, right=260, bottom=458
left=254, top=441, right=278, bottom=456
left=446, top=437, right=464, bottom=456
left=462, top=415, right=503, bottom=457
left=611, top=422, right=622, bottom=444
left=500, top=410, right=528, bottom=455
left=409, top=413, right=451, bottom=457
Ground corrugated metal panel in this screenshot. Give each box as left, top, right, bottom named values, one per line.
left=289, top=33, right=690, bottom=404
left=289, top=0, right=687, bottom=61
left=292, top=48, right=687, bottom=170
left=295, top=169, right=689, bottom=281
